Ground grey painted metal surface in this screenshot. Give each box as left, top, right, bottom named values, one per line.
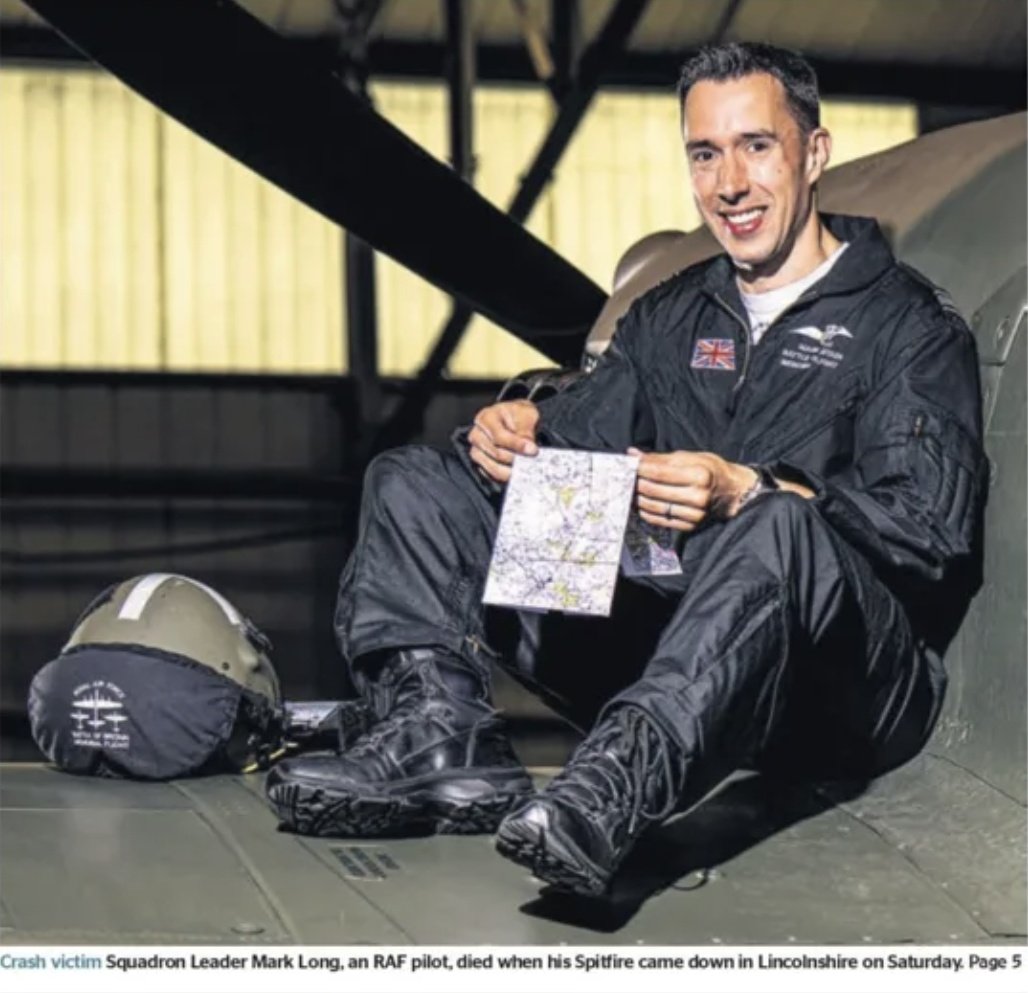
left=932, top=312, right=1026, bottom=804
left=895, top=137, right=1028, bottom=806
left=828, top=757, right=1027, bottom=939
left=0, top=764, right=1014, bottom=945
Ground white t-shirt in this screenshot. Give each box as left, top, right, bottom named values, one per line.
left=740, top=242, right=849, bottom=345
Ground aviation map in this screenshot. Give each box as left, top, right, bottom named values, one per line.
left=483, top=448, right=640, bottom=616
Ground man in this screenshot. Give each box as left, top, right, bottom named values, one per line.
left=267, top=42, right=986, bottom=896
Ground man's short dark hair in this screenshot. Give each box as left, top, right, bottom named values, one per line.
left=677, top=42, right=820, bottom=135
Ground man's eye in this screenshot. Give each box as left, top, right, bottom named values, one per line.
left=691, top=150, right=713, bottom=164
left=748, top=140, right=770, bottom=153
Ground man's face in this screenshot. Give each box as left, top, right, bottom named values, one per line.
left=682, top=73, right=829, bottom=275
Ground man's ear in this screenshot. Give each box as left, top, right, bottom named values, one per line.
left=805, top=127, right=832, bottom=185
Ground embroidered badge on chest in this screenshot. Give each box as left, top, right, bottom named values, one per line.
left=691, top=338, right=736, bottom=370
left=779, top=324, right=852, bottom=370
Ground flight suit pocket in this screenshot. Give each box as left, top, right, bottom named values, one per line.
left=910, top=407, right=982, bottom=533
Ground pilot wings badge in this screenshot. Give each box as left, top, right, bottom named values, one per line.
left=780, top=324, right=853, bottom=371
left=788, top=324, right=853, bottom=346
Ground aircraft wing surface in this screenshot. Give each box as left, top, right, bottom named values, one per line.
left=1, top=763, right=1022, bottom=944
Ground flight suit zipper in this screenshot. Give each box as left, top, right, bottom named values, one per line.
left=712, top=293, right=753, bottom=415
left=713, top=288, right=822, bottom=415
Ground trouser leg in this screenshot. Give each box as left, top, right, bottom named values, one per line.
left=494, top=493, right=946, bottom=894
left=483, top=574, right=684, bottom=731
left=269, top=446, right=533, bottom=838
left=334, top=444, right=501, bottom=669
left=610, top=493, right=945, bottom=805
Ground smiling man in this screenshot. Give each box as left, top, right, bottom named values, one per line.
left=686, top=66, right=841, bottom=287
left=267, top=43, right=986, bottom=898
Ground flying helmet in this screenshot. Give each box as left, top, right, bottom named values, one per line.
left=29, top=574, right=284, bottom=779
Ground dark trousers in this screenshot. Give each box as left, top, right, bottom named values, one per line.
left=335, top=445, right=945, bottom=804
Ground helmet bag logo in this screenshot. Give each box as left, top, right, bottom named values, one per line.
left=70, top=679, right=130, bottom=752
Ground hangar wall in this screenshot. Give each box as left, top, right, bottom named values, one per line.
left=0, top=66, right=918, bottom=378
left=0, top=372, right=498, bottom=742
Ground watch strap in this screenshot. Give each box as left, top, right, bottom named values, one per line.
left=736, top=464, right=780, bottom=511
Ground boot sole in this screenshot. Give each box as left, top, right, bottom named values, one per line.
left=267, top=769, right=533, bottom=838
left=494, top=817, right=609, bottom=896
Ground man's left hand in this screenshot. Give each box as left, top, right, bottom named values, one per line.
left=630, top=448, right=814, bottom=531
left=625, top=448, right=740, bottom=534
left=630, top=448, right=757, bottom=532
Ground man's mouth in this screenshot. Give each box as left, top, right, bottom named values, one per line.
left=719, top=207, right=766, bottom=237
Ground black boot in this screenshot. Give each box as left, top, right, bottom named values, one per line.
left=494, top=706, right=680, bottom=895
left=266, top=649, right=533, bottom=837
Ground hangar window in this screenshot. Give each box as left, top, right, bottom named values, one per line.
left=0, top=69, right=916, bottom=378
left=0, top=67, right=343, bottom=375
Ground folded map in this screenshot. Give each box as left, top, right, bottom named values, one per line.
left=482, top=448, right=640, bottom=616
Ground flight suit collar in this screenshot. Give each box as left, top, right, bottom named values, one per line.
left=700, top=214, right=895, bottom=306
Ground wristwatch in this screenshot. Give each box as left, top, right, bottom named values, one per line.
left=736, top=464, right=780, bottom=511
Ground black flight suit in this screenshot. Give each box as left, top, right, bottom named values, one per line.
left=334, top=215, right=987, bottom=808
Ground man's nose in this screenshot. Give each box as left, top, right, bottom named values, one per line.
left=716, top=153, right=749, bottom=202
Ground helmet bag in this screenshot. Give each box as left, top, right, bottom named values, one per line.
left=28, top=574, right=283, bottom=780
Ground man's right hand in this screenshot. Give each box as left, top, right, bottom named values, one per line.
left=467, top=399, right=540, bottom=484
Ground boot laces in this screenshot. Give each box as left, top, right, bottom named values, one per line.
left=341, top=698, right=434, bottom=761
left=552, top=708, right=678, bottom=837
left=343, top=655, right=491, bottom=760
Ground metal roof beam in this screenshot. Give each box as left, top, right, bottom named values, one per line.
left=711, top=0, right=744, bottom=44
left=332, top=0, right=389, bottom=61
left=417, top=45, right=1027, bottom=110
left=334, top=3, right=386, bottom=431
left=364, top=43, right=1027, bottom=109
left=509, top=0, right=558, bottom=99
left=3, top=26, right=1023, bottom=109
left=551, top=0, right=581, bottom=99
left=445, top=0, right=475, bottom=181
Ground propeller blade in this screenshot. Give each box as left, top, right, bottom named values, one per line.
left=24, top=0, right=606, bottom=364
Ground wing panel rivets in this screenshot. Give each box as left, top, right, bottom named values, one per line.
left=231, top=922, right=265, bottom=935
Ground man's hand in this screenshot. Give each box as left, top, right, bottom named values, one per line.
left=631, top=448, right=758, bottom=531
left=468, top=399, right=540, bottom=484
left=631, top=448, right=814, bottom=531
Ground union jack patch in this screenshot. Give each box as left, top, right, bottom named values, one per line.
left=691, top=338, right=736, bottom=370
